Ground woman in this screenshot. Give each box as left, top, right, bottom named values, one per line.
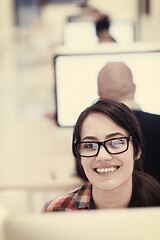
left=43, top=99, right=160, bottom=212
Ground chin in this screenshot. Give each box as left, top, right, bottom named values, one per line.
left=90, top=177, right=120, bottom=191
left=96, top=182, right=120, bottom=191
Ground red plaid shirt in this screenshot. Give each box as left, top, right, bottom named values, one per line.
left=42, top=182, right=95, bottom=212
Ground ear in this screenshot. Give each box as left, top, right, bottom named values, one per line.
left=98, top=89, right=102, bottom=98
left=135, top=149, right=142, bottom=161
left=133, top=83, right=136, bottom=94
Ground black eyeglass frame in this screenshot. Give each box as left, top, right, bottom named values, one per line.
left=74, top=136, right=133, bottom=157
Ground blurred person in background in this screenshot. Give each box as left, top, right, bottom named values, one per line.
left=95, top=14, right=116, bottom=43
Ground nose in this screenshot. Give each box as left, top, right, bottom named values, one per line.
left=96, top=145, right=112, bottom=162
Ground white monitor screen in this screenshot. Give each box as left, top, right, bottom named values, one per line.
left=110, top=20, right=135, bottom=43
left=54, top=48, right=160, bottom=127
left=63, top=21, right=98, bottom=46
left=4, top=208, right=160, bottom=240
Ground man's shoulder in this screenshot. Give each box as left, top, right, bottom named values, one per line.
left=133, top=110, right=160, bottom=125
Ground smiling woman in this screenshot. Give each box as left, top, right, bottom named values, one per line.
left=42, top=99, right=160, bottom=212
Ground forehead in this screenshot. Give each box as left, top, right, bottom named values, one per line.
left=81, top=112, right=128, bottom=140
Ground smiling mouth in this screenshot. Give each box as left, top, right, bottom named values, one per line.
left=94, top=166, right=120, bottom=173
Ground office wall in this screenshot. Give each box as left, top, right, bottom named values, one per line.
left=89, top=0, right=137, bottom=21
left=139, top=0, right=160, bottom=41
left=0, top=0, right=14, bottom=29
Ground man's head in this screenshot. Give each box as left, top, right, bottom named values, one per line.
left=97, top=62, right=136, bottom=102
left=95, top=15, right=111, bottom=32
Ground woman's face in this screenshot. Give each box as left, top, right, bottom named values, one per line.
left=80, top=112, right=135, bottom=191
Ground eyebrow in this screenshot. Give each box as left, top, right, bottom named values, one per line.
left=81, top=132, right=126, bottom=142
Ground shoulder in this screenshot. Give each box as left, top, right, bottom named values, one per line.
left=43, top=189, right=78, bottom=212
left=42, top=182, right=92, bottom=212
left=133, top=111, right=160, bottom=136
left=133, top=111, right=160, bottom=123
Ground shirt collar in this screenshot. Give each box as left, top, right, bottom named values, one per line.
left=75, top=182, right=94, bottom=209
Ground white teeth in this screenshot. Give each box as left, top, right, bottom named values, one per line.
left=96, top=167, right=117, bottom=173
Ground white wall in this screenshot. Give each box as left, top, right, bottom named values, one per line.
left=0, top=0, right=14, bottom=43
left=140, top=0, right=160, bottom=41
left=89, top=0, right=137, bottom=21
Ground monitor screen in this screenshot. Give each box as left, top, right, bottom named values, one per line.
left=54, top=46, right=160, bottom=127
left=63, top=21, right=98, bottom=46
left=4, top=208, right=160, bottom=240
left=110, top=20, right=135, bottom=43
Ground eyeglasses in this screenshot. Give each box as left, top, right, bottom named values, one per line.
left=74, top=136, right=133, bottom=157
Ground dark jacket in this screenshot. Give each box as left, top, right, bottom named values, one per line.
left=133, top=110, right=160, bottom=182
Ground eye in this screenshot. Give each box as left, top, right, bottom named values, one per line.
left=109, top=139, right=125, bottom=148
left=83, top=143, right=98, bottom=150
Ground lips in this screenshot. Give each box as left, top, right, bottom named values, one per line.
left=94, top=166, right=120, bottom=173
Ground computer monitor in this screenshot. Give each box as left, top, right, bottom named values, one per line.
left=63, top=21, right=98, bottom=46
left=3, top=208, right=160, bottom=240
left=110, top=20, right=135, bottom=43
left=54, top=44, right=160, bottom=127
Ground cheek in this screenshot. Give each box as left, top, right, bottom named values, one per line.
left=127, top=151, right=135, bottom=169
left=127, top=144, right=135, bottom=159
left=81, top=158, right=85, bottom=168
left=81, top=158, right=91, bottom=169
left=120, top=147, right=134, bottom=166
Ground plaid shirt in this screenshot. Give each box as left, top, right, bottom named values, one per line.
left=43, top=182, right=95, bottom=212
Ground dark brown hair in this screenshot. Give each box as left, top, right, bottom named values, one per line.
left=129, top=171, right=160, bottom=207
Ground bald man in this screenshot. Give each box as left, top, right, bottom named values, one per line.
left=97, top=62, right=140, bottom=110
left=97, top=62, right=160, bottom=182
